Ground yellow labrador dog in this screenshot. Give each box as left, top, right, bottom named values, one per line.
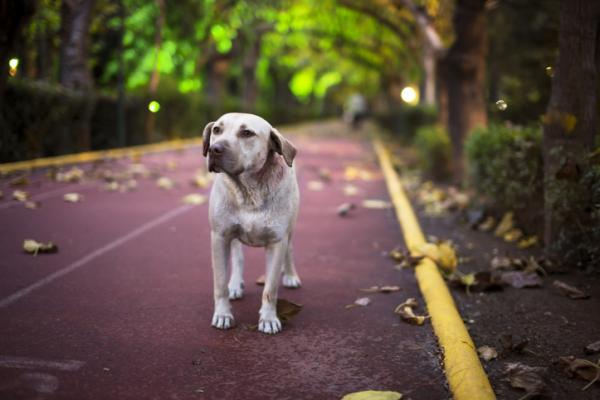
left=203, top=113, right=301, bottom=334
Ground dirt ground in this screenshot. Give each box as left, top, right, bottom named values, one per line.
left=401, top=165, right=600, bottom=399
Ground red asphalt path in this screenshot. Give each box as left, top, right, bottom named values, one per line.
left=0, top=122, right=448, bottom=400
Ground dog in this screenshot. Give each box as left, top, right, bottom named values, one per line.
left=203, top=113, right=301, bottom=334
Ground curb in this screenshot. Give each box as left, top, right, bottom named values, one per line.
left=373, top=136, right=496, bottom=400
left=0, top=137, right=203, bottom=175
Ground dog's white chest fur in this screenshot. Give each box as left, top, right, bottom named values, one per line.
left=235, top=211, right=284, bottom=247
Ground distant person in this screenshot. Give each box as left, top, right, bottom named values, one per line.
left=344, top=93, right=368, bottom=129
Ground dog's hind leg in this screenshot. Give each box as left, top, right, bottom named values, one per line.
left=282, top=236, right=301, bottom=288
left=228, top=239, right=244, bottom=300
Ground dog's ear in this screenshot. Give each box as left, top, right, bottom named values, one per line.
left=270, top=128, right=297, bottom=167
left=202, top=121, right=215, bottom=157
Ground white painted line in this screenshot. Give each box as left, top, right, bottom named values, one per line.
left=0, top=355, right=85, bottom=371
left=0, top=204, right=193, bottom=308
left=0, top=184, right=93, bottom=210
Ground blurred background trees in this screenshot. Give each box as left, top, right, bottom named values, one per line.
left=1, top=0, right=598, bottom=267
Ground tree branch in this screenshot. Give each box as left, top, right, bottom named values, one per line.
left=395, top=0, right=446, bottom=56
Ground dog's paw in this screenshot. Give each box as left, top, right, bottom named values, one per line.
left=228, top=281, right=244, bottom=300
left=258, top=316, right=282, bottom=335
left=282, top=274, right=301, bottom=288
left=211, top=313, right=235, bottom=330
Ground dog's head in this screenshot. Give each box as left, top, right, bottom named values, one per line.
left=202, top=113, right=297, bottom=175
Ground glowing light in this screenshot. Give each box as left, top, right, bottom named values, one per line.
left=148, top=101, right=161, bottom=113
left=9, top=58, right=19, bottom=69
left=495, top=99, right=507, bottom=111
left=400, top=86, right=419, bottom=105
left=545, top=66, right=554, bottom=77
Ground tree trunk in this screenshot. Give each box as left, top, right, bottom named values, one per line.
left=59, top=0, right=96, bottom=152
left=241, top=32, right=263, bottom=112
left=446, top=0, right=488, bottom=181
left=421, top=43, right=436, bottom=106
left=144, top=0, right=165, bottom=143
left=543, top=0, right=599, bottom=263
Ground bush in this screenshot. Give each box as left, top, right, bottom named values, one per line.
left=465, top=123, right=543, bottom=211
left=413, top=124, right=451, bottom=180
left=375, top=104, right=438, bottom=141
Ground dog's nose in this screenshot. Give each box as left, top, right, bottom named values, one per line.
left=209, top=142, right=225, bottom=156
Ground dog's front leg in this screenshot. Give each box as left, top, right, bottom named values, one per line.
left=259, top=237, right=288, bottom=334
left=211, top=232, right=234, bottom=329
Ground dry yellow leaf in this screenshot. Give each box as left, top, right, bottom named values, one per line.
left=183, top=193, right=207, bottom=205
left=157, top=177, right=175, bottom=190
left=342, top=391, right=402, bottom=400
left=13, top=190, right=28, bottom=202
left=63, top=193, right=83, bottom=203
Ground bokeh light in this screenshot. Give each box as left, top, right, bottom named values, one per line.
left=148, top=101, right=161, bottom=113
left=495, top=99, right=507, bottom=111
left=400, top=86, right=419, bottom=105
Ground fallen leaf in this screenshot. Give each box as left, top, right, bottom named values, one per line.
left=183, top=193, right=207, bottom=205
left=478, top=345, right=498, bottom=361
left=317, top=167, right=332, bottom=182
left=503, top=228, right=523, bottom=242
left=276, top=299, right=303, bottom=324
left=490, top=256, right=513, bottom=271
left=307, top=180, right=324, bottom=191
left=128, top=163, right=149, bottom=177
left=191, top=171, right=211, bottom=188
left=361, top=199, right=391, bottom=209
left=494, top=212, right=514, bottom=237
left=477, top=216, right=496, bottom=232
left=343, top=184, right=359, bottom=196
left=584, top=341, right=600, bottom=355
left=9, top=175, right=29, bottom=186
left=23, top=239, right=58, bottom=256
left=449, top=271, right=504, bottom=293
left=13, top=190, right=28, bottom=202
left=359, top=286, right=401, bottom=294
left=157, top=177, right=175, bottom=190
left=388, top=247, right=424, bottom=269
left=504, top=362, right=546, bottom=398
left=63, top=193, right=83, bottom=203
left=166, top=160, right=178, bottom=171
left=103, top=182, right=118, bottom=191
left=56, top=167, right=84, bottom=183
left=394, top=298, right=428, bottom=325
left=346, top=297, right=371, bottom=309
left=344, top=166, right=373, bottom=181
left=255, top=275, right=265, bottom=285
left=500, top=271, right=542, bottom=289
left=24, top=201, right=40, bottom=209
left=436, top=241, right=458, bottom=273
left=559, top=356, right=600, bottom=390
left=500, top=334, right=531, bottom=355
left=337, top=202, right=356, bottom=217
left=553, top=280, right=589, bottom=299
left=121, top=179, right=138, bottom=192
left=518, top=236, right=538, bottom=249
left=341, top=390, right=402, bottom=400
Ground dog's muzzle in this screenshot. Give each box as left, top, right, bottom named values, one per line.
left=208, top=143, right=226, bottom=172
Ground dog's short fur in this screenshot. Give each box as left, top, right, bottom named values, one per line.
left=203, top=113, right=300, bottom=334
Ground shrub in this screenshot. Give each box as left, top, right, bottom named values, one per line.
left=413, top=124, right=451, bottom=180
left=465, top=124, right=543, bottom=211
left=375, top=104, right=438, bottom=141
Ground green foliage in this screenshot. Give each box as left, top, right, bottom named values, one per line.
left=465, top=124, right=543, bottom=210
left=413, top=125, right=451, bottom=180
left=545, top=149, right=600, bottom=268
left=375, top=105, right=438, bottom=140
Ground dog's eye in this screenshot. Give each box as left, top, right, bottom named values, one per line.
left=240, top=129, right=255, bottom=138
left=212, top=126, right=221, bottom=134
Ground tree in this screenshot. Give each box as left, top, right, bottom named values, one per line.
left=59, top=0, right=97, bottom=151
left=445, top=0, right=488, bottom=180
left=542, top=0, right=600, bottom=264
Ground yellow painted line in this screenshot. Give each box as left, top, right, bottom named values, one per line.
left=373, top=136, right=496, bottom=400
left=0, top=137, right=203, bottom=174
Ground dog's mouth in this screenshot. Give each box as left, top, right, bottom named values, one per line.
left=208, top=157, right=242, bottom=175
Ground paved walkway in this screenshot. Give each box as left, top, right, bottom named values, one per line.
left=0, top=121, right=448, bottom=399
